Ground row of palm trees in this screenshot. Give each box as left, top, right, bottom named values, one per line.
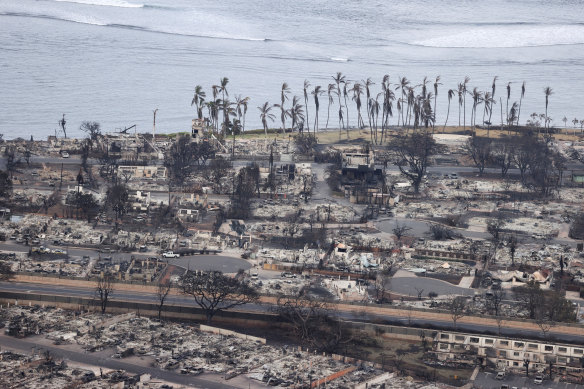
left=192, top=74, right=558, bottom=143
left=191, top=77, right=251, bottom=134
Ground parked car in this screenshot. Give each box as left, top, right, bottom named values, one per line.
left=61, top=151, right=70, bottom=158
left=533, top=375, right=543, bottom=385
left=495, top=371, right=505, bottom=380
left=162, top=251, right=180, bottom=258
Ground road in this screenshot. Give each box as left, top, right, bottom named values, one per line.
left=2, top=281, right=584, bottom=344
left=0, top=333, right=235, bottom=389
left=474, top=371, right=583, bottom=389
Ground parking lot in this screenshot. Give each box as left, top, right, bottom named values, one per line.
left=474, top=372, right=583, bottom=389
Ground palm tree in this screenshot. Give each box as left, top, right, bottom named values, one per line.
left=433, top=76, right=441, bottom=132
left=206, top=99, right=221, bottom=133
left=544, top=86, right=553, bottom=132
left=573, top=117, right=579, bottom=131
left=470, top=88, right=482, bottom=131
left=370, top=95, right=380, bottom=143
left=343, top=80, right=352, bottom=134
left=381, top=76, right=394, bottom=142
left=421, top=94, right=434, bottom=129
left=363, top=77, right=375, bottom=130
left=421, top=76, right=430, bottom=99
left=562, top=116, right=568, bottom=131
left=506, top=82, right=511, bottom=128
left=352, top=82, right=364, bottom=129
left=482, top=91, right=493, bottom=126
left=191, top=85, right=206, bottom=119
left=462, top=76, right=470, bottom=131
left=287, top=96, right=305, bottom=132
left=488, top=76, right=497, bottom=125
left=311, top=85, right=324, bottom=133
left=457, top=83, right=464, bottom=127
left=482, top=91, right=495, bottom=136
left=517, top=81, right=525, bottom=126
left=275, top=83, right=291, bottom=132
left=395, top=77, right=410, bottom=127
left=258, top=102, right=275, bottom=137
left=326, top=83, right=337, bottom=129
left=303, top=80, right=311, bottom=132
left=405, top=86, right=416, bottom=127
left=234, top=95, right=249, bottom=130
left=396, top=98, right=403, bottom=127
left=212, top=84, right=219, bottom=101
left=221, top=99, right=235, bottom=135
left=219, top=77, right=229, bottom=125
left=443, top=89, right=455, bottom=133
left=332, top=72, right=346, bottom=136
left=241, top=97, right=250, bottom=132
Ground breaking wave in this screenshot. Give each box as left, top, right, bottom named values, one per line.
left=412, top=25, right=584, bottom=48
left=0, top=11, right=269, bottom=42
left=53, top=0, right=144, bottom=8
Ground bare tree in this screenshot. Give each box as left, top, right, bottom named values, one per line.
left=80, top=121, right=102, bottom=144
left=428, top=223, right=458, bottom=240
left=415, top=287, right=425, bottom=300
left=392, top=222, right=412, bottom=243
left=447, top=296, right=467, bottom=329
left=95, top=273, right=114, bottom=314
left=156, top=278, right=172, bottom=321
left=389, top=131, right=443, bottom=193
left=495, top=314, right=504, bottom=336
left=0, top=261, right=14, bottom=280
left=463, top=136, right=492, bottom=176
left=486, top=289, right=505, bottom=316
left=181, top=270, right=258, bottom=324
left=374, top=274, right=389, bottom=303
left=275, top=291, right=350, bottom=353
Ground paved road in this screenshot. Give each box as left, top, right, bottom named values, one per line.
left=388, top=276, right=475, bottom=297
left=0, top=333, right=233, bottom=389
left=2, top=282, right=584, bottom=344
left=474, top=371, right=583, bottom=389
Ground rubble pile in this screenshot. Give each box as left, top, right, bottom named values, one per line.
left=0, top=351, right=171, bottom=389
left=247, top=351, right=381, bottom=388
left=0, top=306, right=100, bottom=338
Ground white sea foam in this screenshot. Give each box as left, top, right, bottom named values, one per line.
left=330, top=57, right=349, bottom=62
left=53, top=0, right=144, bottom=8
left=413, top=25, right=584, bottom=48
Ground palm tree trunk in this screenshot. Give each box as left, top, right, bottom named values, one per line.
left=344, top=95, right=350, bottom=136
left=304, top=96, right=310, bottom=132
left=517, top=97, right=523, bottom=126
left=326, top=101, right=331, bottom=129
left=463, top=95, right=467, bottom=132
left=443, top=101, right=451, bottom=133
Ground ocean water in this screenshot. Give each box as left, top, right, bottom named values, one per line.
left=0, top=0, right=583, bottom=139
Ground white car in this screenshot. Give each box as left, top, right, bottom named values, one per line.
left=61, top=151, right=70, bottom=158
left=162, top=251, right=180, bottom=258
left=533, top=375, right=543, bottom=385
